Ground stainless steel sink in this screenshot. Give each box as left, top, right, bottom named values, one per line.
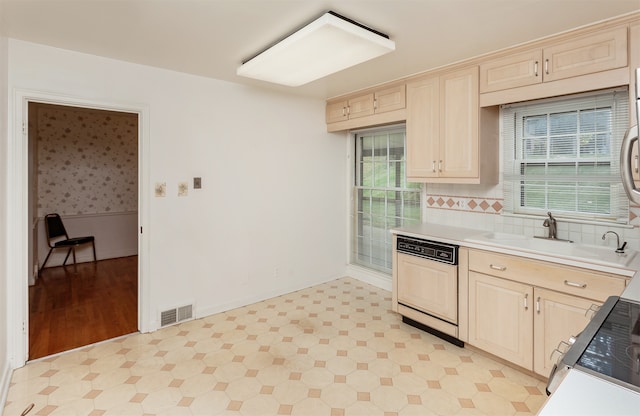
left=465, top=231, right=637, bottom=268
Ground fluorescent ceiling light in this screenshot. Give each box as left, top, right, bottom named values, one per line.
left=237, top=11, right=395, bottom=87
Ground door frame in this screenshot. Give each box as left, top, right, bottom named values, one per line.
left=8, top=89, right=151, bottom=366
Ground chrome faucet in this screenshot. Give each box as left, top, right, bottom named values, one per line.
left=542, top=212, right=557, bottom=239
left=602, top=231, right=627, bottom=253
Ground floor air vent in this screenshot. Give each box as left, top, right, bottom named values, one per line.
left=160, top=304, right=194, bottom=327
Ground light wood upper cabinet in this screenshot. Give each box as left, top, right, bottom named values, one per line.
left=480, top=49, right=543, bottom=93
left=406, top=76, right=439, bottom=179
left=406, top=66, right=497, bottom=183
left=325, top=83, right=405, bottom=127
left=480, top=26, right=628, bottom=94
left=325, top=99, right=349, bottom=124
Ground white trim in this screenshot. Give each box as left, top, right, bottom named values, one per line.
left=8, top=89, right=151, bottom=368
left=0, top=359, right=11, bottom=414
left=346, top=264, right=392, bottom=291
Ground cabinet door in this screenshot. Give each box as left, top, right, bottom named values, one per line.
left=440, top=67, right=479, bottom=179
left=326, top=100, right=348, bottom=123
left=347, top=93, right=375, bottom=119
left=479, top=49, right=543, bottom=93
left=533, top=288, right=600, bottom=377
left=543, top=26, right=627, bottom=82
left=468, top=271, right=533, bottom=370
left=397, top=253, right=458, bottom=322
left=406, top=76, right=440, bottom=180
left=374, top=84, right=406, bottom=114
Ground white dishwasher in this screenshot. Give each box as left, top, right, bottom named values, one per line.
left=395, top=235, right=462, bottom=346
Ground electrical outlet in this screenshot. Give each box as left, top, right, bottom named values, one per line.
left=193, top=177, right=202, bottom=189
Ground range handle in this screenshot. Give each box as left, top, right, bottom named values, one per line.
left=621, top=125, right=640, bottom=204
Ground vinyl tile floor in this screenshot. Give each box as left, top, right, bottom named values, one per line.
left=4, top=277, right=548, bottom=415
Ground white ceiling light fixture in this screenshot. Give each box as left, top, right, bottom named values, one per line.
left=237, top=11, right=395, bottom=87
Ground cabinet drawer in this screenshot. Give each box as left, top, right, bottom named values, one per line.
left=468, top=249, right=626, bottom=302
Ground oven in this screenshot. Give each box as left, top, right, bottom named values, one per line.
left=395, top=236, right=462, bottom=346
left=547, top=295, right=640, bottom=395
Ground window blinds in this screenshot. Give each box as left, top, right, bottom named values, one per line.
left=502, top=88, right=629, bottom=223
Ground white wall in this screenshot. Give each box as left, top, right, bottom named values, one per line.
left=6, top=39, right=348, bottom=362
left=0, top=35, right=11, bottom=408
left=37, top=212, right=138, bottom=268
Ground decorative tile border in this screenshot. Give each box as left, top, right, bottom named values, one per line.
left=426, top=195, right=503, bottom=214
left=427, top=195, right=640, bottom=227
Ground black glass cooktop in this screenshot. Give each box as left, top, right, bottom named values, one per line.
left=576, top=298, right=640, bottom=393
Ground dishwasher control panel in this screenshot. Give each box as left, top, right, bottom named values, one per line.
left=396, top=236, right=458, bottom=265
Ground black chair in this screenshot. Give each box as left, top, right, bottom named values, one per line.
left=41, top=213, right=97, bottom=270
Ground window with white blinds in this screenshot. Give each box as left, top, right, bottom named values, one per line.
left=354, top=126, right=421, bottom=273
left=503, top=88, right=629, bottom=223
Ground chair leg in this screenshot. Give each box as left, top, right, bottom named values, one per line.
left=40, top=248, right=54, bottom=271
left=92, top=241, right=97, bottom=262
left=62, top=248, right=72, bottom=266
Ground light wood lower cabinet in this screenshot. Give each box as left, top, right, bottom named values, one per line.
left=467, top=249, right=626, bottom=376
left=468, top=271, right=533, bottom=369
left=533, top=288, right=600, bottom=376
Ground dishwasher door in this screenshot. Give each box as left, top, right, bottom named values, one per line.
left=396, top=252, right=458, bottom=324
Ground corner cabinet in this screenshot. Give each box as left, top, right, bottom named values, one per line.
left=325, top=83, right=406, bottom=132
left=466, top=249, right=628, bottom=376
left=406, top=66, right=498, bottom=184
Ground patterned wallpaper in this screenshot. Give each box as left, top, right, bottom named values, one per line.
left=35, top=104, right=138, bottom=217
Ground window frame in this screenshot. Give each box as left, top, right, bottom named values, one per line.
left=503, top=88, right=629, bottom=224
left=352, top=125, right=422, bottom=274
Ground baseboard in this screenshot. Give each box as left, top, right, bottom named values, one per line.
left=0, top=360, right=12, bottom=413
left=39, top=248, right=138, bottom=268
left=193, top=275, right=341, bottom=331
left=345, top=264, right=392, bottom=291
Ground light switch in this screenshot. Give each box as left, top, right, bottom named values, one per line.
left=194, top=177, right=202, bottom=189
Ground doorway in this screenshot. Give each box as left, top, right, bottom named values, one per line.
left=26, top=101, right=141, bottom=360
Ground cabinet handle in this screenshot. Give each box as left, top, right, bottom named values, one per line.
left=635, top=155, right=638, bottom=173
left=432, top=161, right=436, bottom=173
left=438, top=160, right=443, bottom=172
left=346, top=106, right=351, bottom=115
left=534, top=61, right=539, bottom=77
left=536, top=296, right=541, bottom=314
left=544, top=59, right=549, bottom=75
left=373, top=98, right=378, bottom=110
left=524, top=293, right=529, bottom=310
left=489, top=264, right=506, bottom=271
left=342, top=107, right=346, bottom=117
left=564, top=280, right=587, bottom=289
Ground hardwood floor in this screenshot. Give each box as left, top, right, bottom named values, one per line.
left=29, top=256, right=138, bottom=360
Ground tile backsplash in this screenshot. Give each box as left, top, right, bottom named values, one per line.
left=424, top=182, right=640, bottom=253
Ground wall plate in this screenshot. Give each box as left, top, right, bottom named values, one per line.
left=155, top=182, right=166, bottom=197
left=178, top=182, right=188, bottom=197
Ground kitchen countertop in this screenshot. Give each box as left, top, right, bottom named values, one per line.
left=537, top=370, right=640, bottom=415
left=392, top=223, right=639, bottom=277
left=392, top=223, right=640, bottom=415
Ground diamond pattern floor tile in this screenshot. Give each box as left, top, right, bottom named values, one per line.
left=3, top=277, right=548, bottom=415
